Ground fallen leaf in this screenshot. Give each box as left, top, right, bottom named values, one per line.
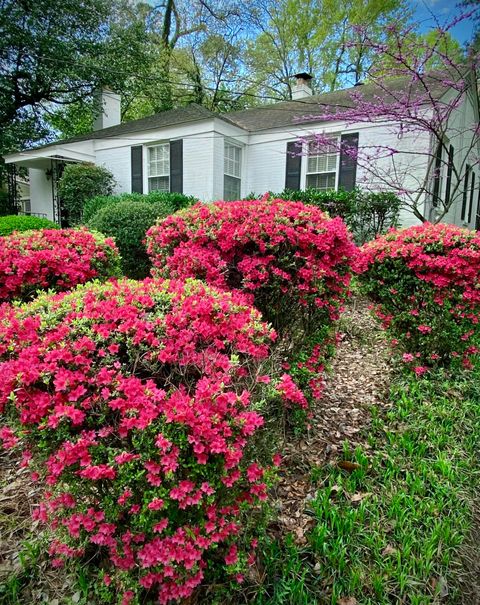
left=350, top=492, right=371, bottom=503
left=381, top=544, right=398, bottom=557
left=338, top=460, right=361, bottom=472
left=338, top=597, right=358, bottom=605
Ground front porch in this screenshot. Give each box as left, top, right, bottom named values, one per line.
left=5, top=143, right=95, bottom=225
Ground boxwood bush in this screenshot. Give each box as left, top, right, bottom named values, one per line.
left=87, top=201, right=180, bottom=279
left=0, top=278, right=276, bottom=604
left=0, top=214, right=59, bottom=236
left=83, top=191, right=197, bottom=224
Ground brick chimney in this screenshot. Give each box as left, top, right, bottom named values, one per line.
left=93, top=88, right=121, bottom=131
left=292, top=73, right=313, bottom=100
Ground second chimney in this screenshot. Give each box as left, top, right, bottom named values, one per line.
left=292, top=72, right=313, bottom=100
left=94, top=88, right=121, bottom=131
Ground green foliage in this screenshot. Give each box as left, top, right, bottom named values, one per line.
left=87, top=200, right=178, bottom=278
left=266, top=188, right=401, bottom=244
left=279, top=188, right=357, bottom=220
left=0, top=0, right=111, bottom=154
left=245, top=0, right=408, bottom=99
left=0, top=214, right=59, bottom=236
left=0, top=190, right=12, bottom=216
left=57, top=163, right=115, bottom=225
left=358, top=224, right=480, bottom=369
left=83, top=190, right=196, bottom=224
left=258, top=366, right=480, bottom=604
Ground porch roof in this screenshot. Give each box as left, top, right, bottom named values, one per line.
left=4, top=144, right=95, bottom=169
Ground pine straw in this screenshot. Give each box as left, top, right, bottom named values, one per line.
left=269, top=296, right=393, bottom=546
left=0, top=450, right=79, bottom=603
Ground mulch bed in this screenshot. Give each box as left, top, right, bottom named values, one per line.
left=270, top=296, right=393, bottom=545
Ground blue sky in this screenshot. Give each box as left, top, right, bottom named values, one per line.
left=411, top=0, right=475, bottom=44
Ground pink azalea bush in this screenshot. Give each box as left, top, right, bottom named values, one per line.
left=357, top=223, right=480, bottom=370
left=0, top=278, right=277, bottom=604
left=146, top=199, right=356, bottom=408
left=0, top=228, right=121, bottom=302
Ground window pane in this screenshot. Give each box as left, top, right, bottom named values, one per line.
left=149, top=176, right=169, bottom=192
left=148, top=144, right=169, bottom=177
left=224, top=175, right=241, bottom=200
left=306, top=172, right=336, bottom=191
left=307, top=152, right=337, bottom=174
left=224, top=143, right=241, bottom=177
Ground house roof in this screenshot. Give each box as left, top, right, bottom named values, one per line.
left=27, top=103, right=232, bottom=152
left=11, top=73, right=453, bottom=156
left=224, top=73, right=451, bottom=131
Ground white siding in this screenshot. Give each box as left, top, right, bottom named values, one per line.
left=96, top=147, right=131, bottom=194
left=13, top=88, right=479, bottom=231
left=184, top=136, right=215, bottom=201
left=440, top=91, right=480, bottom=229
left=244, top=122, right=431, bottom=227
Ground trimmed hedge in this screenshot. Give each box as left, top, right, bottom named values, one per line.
left=83, top=191, right=197, bottom=224
left=0, top=215, right=59, bottom=236
left=0, top=278, right=275, bottom=604
left=357, top=223, right=480, bottom=372
left=87, top=201, right=172, bottom=279
left=0, top=228, right=121, bottom=302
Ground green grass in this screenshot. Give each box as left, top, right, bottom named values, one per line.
left=256, top=367, right=480, bottom=604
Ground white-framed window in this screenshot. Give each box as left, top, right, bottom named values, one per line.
left=148, top=143, right=170, bottom=192
left=306, top=139, right=338, bottom=191
left=224, top=142, right=242, bottom=200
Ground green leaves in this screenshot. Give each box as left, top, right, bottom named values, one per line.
left=57, top=163, right=115, bottom=226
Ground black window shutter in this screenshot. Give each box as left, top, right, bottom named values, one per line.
left=432, top=142, right=443, bottom=207
left=444, top=145, right=454, bottom=206
left=170, top=139, right=183, bottom=193
left=131, top=146, right=143, bottom=193
left=461, top=165, right=471, bottom=221
left=475, top=187, right=480, bottom=230
left=285, top=141, right=302, bottom=190
left=468, top=172, right=475, bottom=223
left=338, top=133, right=359, bottom=192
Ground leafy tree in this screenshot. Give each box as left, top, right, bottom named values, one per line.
left=0, top=0, right=112, bottom=153
left=305, top=13, right=479, bottom=223
left=244, top=0, right=408, bottom=99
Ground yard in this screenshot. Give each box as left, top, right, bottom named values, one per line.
left=0, top=197, right=479, bottom=605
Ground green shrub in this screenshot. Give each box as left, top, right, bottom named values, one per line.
left=83, top=191, right=197, bottom=223
left=87, top=201, right=176, bottom=279
left=349, top=191, right=402, bottom=244
left=278, top=188, right=357, bottom=222
left=0, top=214, right=59, bottom=236
left=0, top=190, right=13, bottom=216
left=57, top=163, right=115, bottom=225
left=257, top=188, right=401, bottom=245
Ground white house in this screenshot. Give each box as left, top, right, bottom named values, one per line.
left=4, top=74, right=480, bottom=229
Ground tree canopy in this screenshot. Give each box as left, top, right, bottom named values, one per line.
left=0, top=0, right=478, bottom=154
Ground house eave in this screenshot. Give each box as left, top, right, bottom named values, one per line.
left=4, top=145, right=95, bottom=168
